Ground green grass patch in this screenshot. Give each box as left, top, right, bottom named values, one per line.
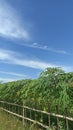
left=0, top=109, right=29, bottom=130
left=0, top=109, right=43, bottom=130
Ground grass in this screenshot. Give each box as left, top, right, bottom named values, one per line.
left=0, top=109, right=30, bottom=130
left=0, top=109, right=43, bottom=130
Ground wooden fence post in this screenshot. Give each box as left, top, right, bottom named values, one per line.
left=18, top=105, right=20, bottom=121
left=48, top=103, right=51, bottom=127
left=65, top=108, right=69, bottom=130
left=56, top=105, right=60, bottom=130
left=41, top=111, right=43, bottom=124
left=30, top=109, right=32, bottom=125
left=34, top=97, right=37, bottom=121
left=23, top=102, right=25, bottom=126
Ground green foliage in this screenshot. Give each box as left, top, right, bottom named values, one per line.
left=0, top=67, right=73, bottom=115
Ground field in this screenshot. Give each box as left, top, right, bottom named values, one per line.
left=0, top=109, right=43, bottom=130
left=0, top=109, right=27, bottom=130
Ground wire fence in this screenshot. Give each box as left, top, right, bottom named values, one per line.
left=0, top=101, right=73, bottom=130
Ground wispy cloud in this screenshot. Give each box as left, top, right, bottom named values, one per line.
left=0, top=0, right=29, bottom=40
left=0, top=71, right=26, bottom=77
left=0, top=77, right=20, bottom=83
left=31, top=43, right=69, bottom=54
left=0, top=49, right=72, bottom=71
left=16, top=42, right=70, bottom=55
left=0, top=1, right=69, bottom=55
left=0, top=49, right=55, bottom=70
left=28, top=43, right=69, bottom=54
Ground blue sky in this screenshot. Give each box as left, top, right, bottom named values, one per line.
left=0, top=0, right=73, bottom=82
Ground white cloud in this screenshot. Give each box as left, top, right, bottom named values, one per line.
left=0, top=49, right=57, bottom=70
left=0, top=0, right=29, bottom=40
left=0, top=77, right=19, bottom=83
left=0, top=49, right=72, bottom=71
left=17, top=42, right=70, bottom=55
left=0, top=1, right=69, bottom=55
left=0, top=71, right=26, bottom=77
left=12, top=58, right=56, bottom=70
left=0, top=51, right=10, bottom=60
left=32, top=43, right=70, bottom=55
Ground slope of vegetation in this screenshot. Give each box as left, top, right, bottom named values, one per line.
left=0, top=67, right=73, bottom=129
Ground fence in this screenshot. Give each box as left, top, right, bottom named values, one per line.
left=0, top=101, right=73, bottom=130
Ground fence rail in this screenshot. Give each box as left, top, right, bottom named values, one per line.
left=0, top=101, right=73, bottom=129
